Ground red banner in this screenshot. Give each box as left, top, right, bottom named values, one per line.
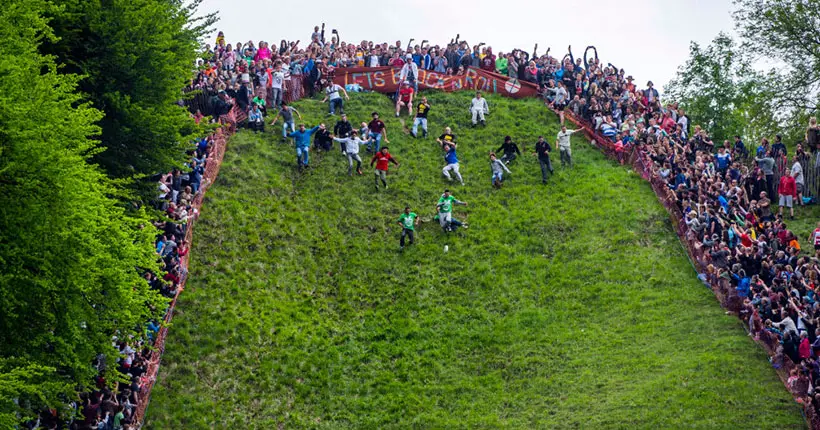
left=333, top=66, right=539, bottom=99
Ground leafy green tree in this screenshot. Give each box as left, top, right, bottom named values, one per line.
left=734, top=0, right=820, bottom=117
left=665, top=33, right=783, bottom=145
left=0, top=0, right=165, bottom=421
left=40, top=0, right=216, bottom=183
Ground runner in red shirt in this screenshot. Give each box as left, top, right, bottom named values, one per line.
left=370, top=147, right=399, bottom=190
left=395, top=81, right=414, bottom=117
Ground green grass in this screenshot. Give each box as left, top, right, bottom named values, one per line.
left=145, top=92, right=804, bottom=428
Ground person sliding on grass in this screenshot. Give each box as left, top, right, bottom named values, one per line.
left=489, top=152, right=511, bottom=188
left=397, top=206, right=418, bottom=250
left=436, top=188, right=467, bottom=232
left=332, top=130, right=367, bottom=176
left=370, top=146, right=399, bottom=190
left=440, top=141, right=464, bottom=185
left=557, top=124, right=579, bottom=168
left=436, top=126, right=456, bottom=146
left=411, top=96, right=430, bottom=138
left=533, top=135, right=554, bottom=184
left=497, top=135, right=521, bottom=164
left=395, top=81, right=414, bottom=117
left=470, top=91, right=489, bottom=127
left=288, top=123, right=320, bottom=170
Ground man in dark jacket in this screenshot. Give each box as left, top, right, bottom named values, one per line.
left=533, top=136, right=554, bottom=184
left=313, top=123, right=333, bottom=151
left=497, top=136, right=521, bottom=164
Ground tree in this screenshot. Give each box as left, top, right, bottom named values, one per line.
left=733, top=0, right=820, bottom=116
left=0, top=0, right=166, bottom=421
left=665, top=33, right=784, bottom=145
left=40, top=0, right=216, bottom=185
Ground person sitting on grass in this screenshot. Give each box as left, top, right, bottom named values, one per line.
left=470, top=91, right=489, bottom=127
left=270, top=102, right=302, bottom=142
left=397, top=206, right=418, bottom=250
left=370, top=146, right=399, bottom=190
left=435, top=188, right=468, bottom=232
left=489, top=152, right=511, bottom=189
left=332, top=130, right=368, bottom=176
left=395, top=81, right=414, bottom=117
left=497, top=135, right=521, bottom=164
left=287, top=123, right=320, bottom=170
left=248, top=104, right=264, bottom=132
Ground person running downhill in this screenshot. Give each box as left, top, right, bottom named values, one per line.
left=368, top=112, right=390, bottom=152
left=436, top=189, right=468, bottom=232
left=557, top=124, right=579, bottom=168
left=397, top=206, right=418, bottom=250
left=440, top=140, right=464, bottom=185
left=370, top=146, right=399, bottom=190
left=287, top=123, right=320, bottom=170
left=332, top=130, right=368, bottom=176
left=533, top=135, right=554, bottom=184
left=489, top=152, right=511, bottom=188
left=270, top=102, right=302, bottom=142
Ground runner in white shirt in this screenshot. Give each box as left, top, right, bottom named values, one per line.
left=556, top=125, right=579, bottom=168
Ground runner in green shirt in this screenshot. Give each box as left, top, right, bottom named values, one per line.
left=435, top=189, right=468, bottom=232
left=397, top=206, right=418, bottom=249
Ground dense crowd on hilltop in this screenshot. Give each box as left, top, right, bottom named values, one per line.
left=37, top=25, right=819, bottom=429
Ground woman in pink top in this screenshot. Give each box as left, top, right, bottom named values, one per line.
left=255, top=41, right=272, bottom=62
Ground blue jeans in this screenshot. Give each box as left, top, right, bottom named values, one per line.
left=329, top=98, right=344, bottom=114
left=296, top=146, right=309, bottom=166
left=283, top=121, right=295, bottom=138
left=412, top=117, right=427, bottom=135
left=492, top=171, right=504, bottom=184
left=368, top=132, right=382, bottom=152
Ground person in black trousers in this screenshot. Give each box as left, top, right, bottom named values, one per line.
left=533, top=135, right=554, bottom=184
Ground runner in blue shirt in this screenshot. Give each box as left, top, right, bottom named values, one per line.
left=288, top=124, right=320, bottom=170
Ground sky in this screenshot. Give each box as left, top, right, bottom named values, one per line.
left=197, top=0, right=734, bottom=93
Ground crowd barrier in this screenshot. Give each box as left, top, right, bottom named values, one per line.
left=129, top=106, right=245, bottom=426
left=559, top=108, right=818, bottom=428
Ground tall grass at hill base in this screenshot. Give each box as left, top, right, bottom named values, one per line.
left=146, top=92, right=805, bottom=429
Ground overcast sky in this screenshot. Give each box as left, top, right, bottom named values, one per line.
left=198, top=0, right=734, bottom=92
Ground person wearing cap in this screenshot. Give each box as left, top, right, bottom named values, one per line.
left=367, top=112, right=389, bottom=152
left=470, top=91, right=489, bottom=126
left=395, top=81, right=414, bottom=117
left=398, top=53, right=419, bottom=92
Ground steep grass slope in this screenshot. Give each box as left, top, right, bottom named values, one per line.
left=146, top=92, right=803, bottom=428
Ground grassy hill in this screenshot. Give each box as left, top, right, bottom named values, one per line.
left=145, top=92, right=803, bottom=428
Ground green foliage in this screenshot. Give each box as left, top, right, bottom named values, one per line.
left=0, top=0, right=166, bottom=421
left=0, top=358, right=73, bottom=427
left=146, top=92, right=803, bottom=428
left=665, top=33, right=783, bottom=145
left=40, top=0, right=216, bottom=182
left=734, top=0, right=820, bottom=114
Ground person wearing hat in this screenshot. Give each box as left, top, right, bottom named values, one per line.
left=398, top=53, right=419, bottom=92
left=395, top=81, right=414, bottom=117
left=367, top=111, right=389, bottom=152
